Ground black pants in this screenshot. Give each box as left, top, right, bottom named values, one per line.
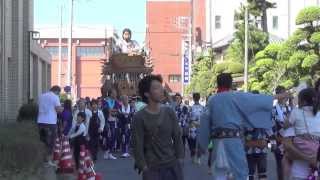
left=247, top=154, right=267, bottom=180
left=73, top=136, right=86, bottom=169
left=116, top=127, right=121, bottom=151
left=142, top=162, right=184, bottom=180
left=89, top=134, right=99, bottom=161
left=188, top=138, right=197, bottom=157
left=38, top=123, right=57, bottom=155
left=274, top=149, right=283, bottom=180
left=208, top=148, right=213, bottom=168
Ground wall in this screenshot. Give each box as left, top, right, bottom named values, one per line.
left=267, top=0, right=320, bottom=39
left=206, top=0, right=243, bottom=44
left=206, top=0, right=320, bottom=45
left=0, top=0, right=51, bottom=122
left=147, top=0, right=191, bottom=93
left=43, top=38, right=105, bottom=99
left=193, top=0, right=206, bottom=47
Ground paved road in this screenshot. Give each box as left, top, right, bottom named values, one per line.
left=94, top=151, right=278, bottom=180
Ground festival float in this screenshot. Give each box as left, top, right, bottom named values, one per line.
left=101, top=28, right=153, bottom=96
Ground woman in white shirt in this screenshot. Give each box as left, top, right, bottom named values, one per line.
left=284, top=88, right=320, bottom=180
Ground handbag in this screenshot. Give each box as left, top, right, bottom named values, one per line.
left=288, top=109, right=320, bottom=179
left=292, top=110, right=319, bottom=156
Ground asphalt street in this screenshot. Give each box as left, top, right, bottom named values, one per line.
left=94, top=150, right=278, bottom=180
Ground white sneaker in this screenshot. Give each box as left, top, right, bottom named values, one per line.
left=104, top=152, right=109, bottom=160
left=121, top=153, right=130, bottom=158
left=108, top=154, right=117, bottom=160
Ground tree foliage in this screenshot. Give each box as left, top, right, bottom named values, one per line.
left=187, top=1, right=275, bottom=95
left=185, top=49, right=243, bottom=97
left=226, top=2, right=271, bottom=63
left=247, top=0, right=276, bottom=33
left=249, top=6, right=320, bottom=93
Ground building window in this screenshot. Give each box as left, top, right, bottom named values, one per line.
left=273, top=16, right=279, bottom=30
left=76, top=47, right=104, bottom=57
left=169, top=75, right=181, bottom=83
left=45, top=47, right=68, bottom=57
left=215, top=15, right=221, bottom=29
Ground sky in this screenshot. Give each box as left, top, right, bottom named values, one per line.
left=34, top=0, right=146, bottom=43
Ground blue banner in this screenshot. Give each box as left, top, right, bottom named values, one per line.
left=183, top=41, right=190, bottom=84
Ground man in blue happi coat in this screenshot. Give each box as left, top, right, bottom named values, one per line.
left=198, top=73, right=291, bottom=180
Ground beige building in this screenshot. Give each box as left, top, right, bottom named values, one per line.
left=0, top=0, right=52, bottom=122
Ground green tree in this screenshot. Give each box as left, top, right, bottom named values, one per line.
left=247, top=0, right=276, bottom=33
left=249, top=6, right=320, bottom=93
left=226, top=1, right=273, bottom=63
left=186, top=49, right=244, bottom=97
left=186, top=49, right=215, bottom=97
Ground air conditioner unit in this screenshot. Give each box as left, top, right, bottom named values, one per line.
left=101, top=41, right=106, bottom=45
left=76, top=40, right=80, bottom=45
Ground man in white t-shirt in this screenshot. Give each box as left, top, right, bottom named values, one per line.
left=37, top=86, right=63, bottom=166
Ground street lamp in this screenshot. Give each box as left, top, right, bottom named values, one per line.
left=27, top=30, right=40, bottom=101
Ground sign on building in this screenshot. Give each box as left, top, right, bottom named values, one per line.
left=182, top=40, right=191, bottom=84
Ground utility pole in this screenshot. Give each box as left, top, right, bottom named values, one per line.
left=287, top=0, right=291, bottom=38
left=58, top=3, right=63, bottom=87
left=66, top=0, right=73, bottom=88
left=190, top=0, right=194, bottom=64
left=244, top=5, right=249, bottom=92
left=209, top=0, right=213, bottom=45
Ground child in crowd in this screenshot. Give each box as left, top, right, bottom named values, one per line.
left=61, top=99, right=73, bottom=136
left=69, top=112, right=87, bottom=169
left=119, top=95, right=134, bottom=158
left=88, top=99, right=105, bottom=161
left=102, top=89, right=121, bottom=160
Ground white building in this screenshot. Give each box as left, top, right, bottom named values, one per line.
left=0, top=0, right=52, bottom=122
left=205, top=0, right=320, bottom=46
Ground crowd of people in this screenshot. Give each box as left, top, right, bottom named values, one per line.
left=36, top=73, right=320, bottom=180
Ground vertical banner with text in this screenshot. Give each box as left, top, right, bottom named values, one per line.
left=182, top=39, right=191, bottom=85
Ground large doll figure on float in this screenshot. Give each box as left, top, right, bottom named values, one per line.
left=117, top=28, right=140, bottom=56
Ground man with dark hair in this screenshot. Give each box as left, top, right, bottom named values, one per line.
left=217, top=73, right=233, bottom=89
left=275, top=85, right=286, bottom=95
left=198, top=73, right=292, bottom=179
left=50, top=85, right=61, bottom=93
left=37, top=85, right=63, bottom=167
left=132, top=75, right=184, bottom=180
